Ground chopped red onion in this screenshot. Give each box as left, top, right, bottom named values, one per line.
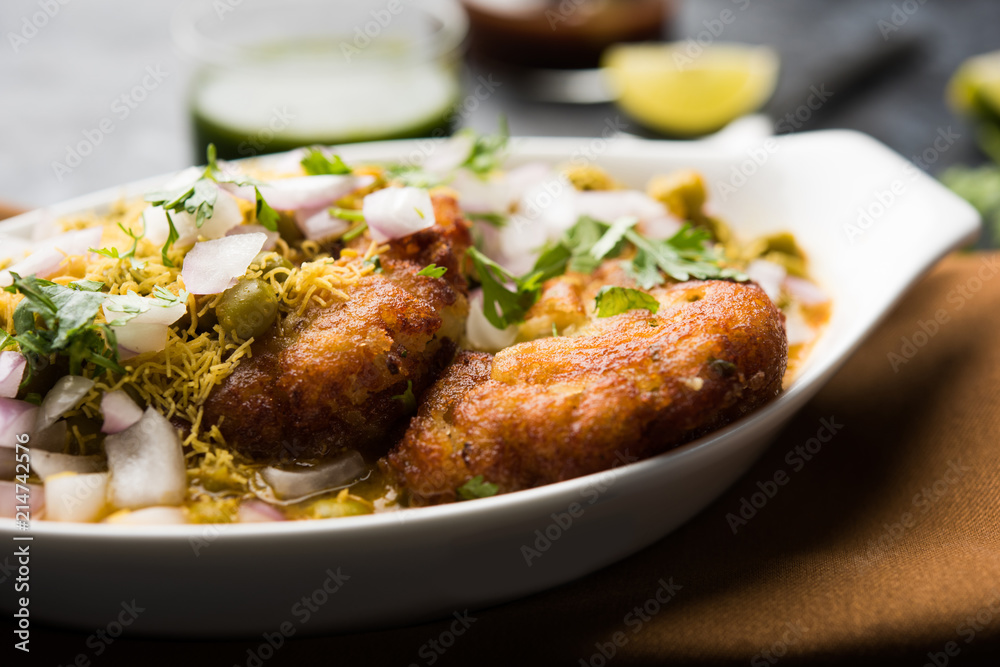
left=31, top=451, right=106, bottom=480
left=505, top=162, right=554, bottom=203
left=518, top=175, right=577, bottom=234
left=44, top=471, right=109, bottom=522
left=238, top=499, right=287, bottom=523
left=181, top=232, right=267, bottom=294
left=0, top=398, right=36, bottom=448
left=226, top=224, right=279, bottom=250
left=104, top=407, right=186, bottom=510
left=36, top=375, right=94, bottom=432
left=261, top=450, right=367, bottom=501
left=142, top=188, right=243, bottom=247
left=449, top=170, right=510, bottom=214
left=363, top=187, right=436, bottom=243
left=100, top=390, right=144, bottom=434
left=784, top=276, right=830, bottom=306
left=0, top=352, right=26, bottom=398
left=746, top=259, right=787, bottom=303
left=295, top=208, right=351, bottom=241
left=422, top=134, right=475, bottom=175
left=0, top=227, right=103, bottom=287
left=221, top=174, right=374, bottom=211
left=0, top=480, right=43, bottom=519
left=574, top=190, right=669, bottom=226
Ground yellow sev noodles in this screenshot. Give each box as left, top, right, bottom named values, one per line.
left=0, top=196, right=383, bottom=471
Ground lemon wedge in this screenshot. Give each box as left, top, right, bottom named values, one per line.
left=602, top=42, right=780, bottom=137
left=947, top=50, right=1000, bottom=120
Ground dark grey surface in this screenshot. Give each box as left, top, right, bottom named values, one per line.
left=2, top=0, right=998, bottom=209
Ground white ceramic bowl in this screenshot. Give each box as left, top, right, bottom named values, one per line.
left=0, top=131, right=979, bottom=636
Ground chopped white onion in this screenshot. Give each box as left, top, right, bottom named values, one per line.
left=103, top=291, right=187, bottom=327
left=227, top=224, right=279, bottom=251
left=142, top=188, right=243, bottom=247
left=0, top=398, right=37, bottom=448
left=518, top=175, right=577, bottom=235
left=31, top=451, right=105, bottom=480
left=638, top=215, right=684, bottom=241
left=746, top=259, right=787, bottom=303
left=422, top=133, right=475, bottom=175
left=221, top=174, right=374, bottom=211
left=363, top=187, right=436, bottom=243
left=44, top=471, right=108, bottom=522
left=784, top=276, right=830, bottom=306
left=574, top=190, right=669, bottom=226
left=31, top=421, right=68, bottom=453
left=495, top=214, right=549, bottom=276
left=238, top=499, right=286, bottom=523
left=0, top=235, right=35, bottom=265
left=0, top=352, right=26, bottom=398
left=113, top=322, right=169, bottom=359
left=104, top=407, right=186, bottom=510
left=261, top=450, right=367, bottom=501
left=295, top=208, right=351, bottom=241
left=100, top=390, right=144, bottom=434
left=181, top=232, right=267, bottom=294
left=36, top=375, right=94, bottom=432
left=465, top=290, right=518, bottom=353
left=504, top=162, right=554, bottom=203
left=0, top=227, right=103, bottom=287
left=449, top=170, right=511, bottom=214
left=0, top=480, right=43, bottom=518
left=104, top=506, right=187, bottom=525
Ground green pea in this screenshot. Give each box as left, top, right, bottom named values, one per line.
left=216, top=278, right=278, bottom=340
left=251, top=251, right=293, bottom=283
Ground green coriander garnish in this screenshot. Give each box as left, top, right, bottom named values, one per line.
left=594, top=286, right=660, bottom=318
left=457, top=475, right=499, bottom=500
left=417, top=264, right=447, bottom=278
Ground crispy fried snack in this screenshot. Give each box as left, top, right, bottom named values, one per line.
left=203, top=196, right=471, bottom=463
left=385, top=269, right=787, bottom=504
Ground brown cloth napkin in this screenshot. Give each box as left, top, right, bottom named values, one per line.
left=10, top=252, right=1000, bottom=666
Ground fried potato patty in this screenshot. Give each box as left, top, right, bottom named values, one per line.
left=203, top=196, right=471, bottom=463
left=385, top=272, right=787, bottom=504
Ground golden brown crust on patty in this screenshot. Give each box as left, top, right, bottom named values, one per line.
left=203, top=196, right=471, bottom=463
left=385, top=275, right=787, bottom=505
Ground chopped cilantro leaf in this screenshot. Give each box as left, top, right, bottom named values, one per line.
left=383, top=164, right=444, bottom=189
left=3, top=273, right=122, bottom=379
left=457, top=475, right=499, bottom=500
left=594, top=286, right=660, bottom=318
left=622, top=224, right=747, bottom=288
left=161, top=210, right=180, bottom=268
left=300, top=148, right=351, bottom=176
left=417, top=264, right=447, bottom=278
left=341, top=222, right=368, bottom=241
left=329, top=207, right=365, bottom=222
left=461, top=118, right=509, bottom=176
left=392, top=380, right=416, bottom=412
left=467, top=212, right=508, bottom=227
left=468, top=214, right=744, bottom=329
left=363, top=256, right=383, bottom=274
left=466, top=247, right=540, bottom=329
left=69, top=279, right=104, bottom=292
left=254, top=186, right=280, bottom=232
